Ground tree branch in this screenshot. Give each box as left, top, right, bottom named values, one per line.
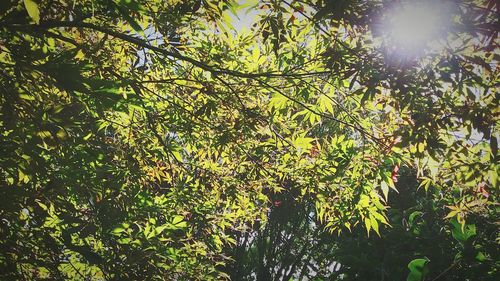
left=2, top=20, right=331, bottom=79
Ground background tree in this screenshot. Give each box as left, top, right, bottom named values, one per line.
left=224, top=168, right=499, bottom=280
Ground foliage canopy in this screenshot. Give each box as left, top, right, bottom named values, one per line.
left=0, top=0, right=498, bottom=280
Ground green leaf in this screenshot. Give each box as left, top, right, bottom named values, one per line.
left=36, top=200, right=48, bottom=211
left=155, top=225, right=168, bottom=236
left=361, top=87, right=375, bottom=105
left=364, top=217, right=371, bottom=235
left=24, top=0, right=40, bottom=24
left=111, top=227, right=125, bottom=235
left=475, top=251, right=487, bottom=262
left=406, top=258, right=429, bottom=281
left=172, top=215, right=184, bottom=225
left=317, top=94, right=334, bottom=114
left=488, top=169, right=497, bottom=187
left=19, top=93, right=35, bottom=100
left=380, top=181, right=389, bottom=201
left=408, top=211, right=423, bottom=226
left=269, top=94, right=289, bottom=111
left=114, top=2, right=144, bottom=34
left=293, top=136, right=314, bottom=151
left=369, top=214, right=380, bottom=236
left=118, top=0, right=145, bottom=12
left=450, top=218, right=476, bottom=244
left=426, top=157, right=439, bottom=179
left=171, top=150, right=183, bottom=162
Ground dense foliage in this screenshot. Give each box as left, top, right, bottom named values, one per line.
left=0, top=0, right=498, bottom=280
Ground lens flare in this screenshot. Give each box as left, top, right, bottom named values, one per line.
left=380, top=1, right=453, bottom=56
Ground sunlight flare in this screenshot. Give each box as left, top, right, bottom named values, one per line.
left=381, top=1, right=453, bottom=55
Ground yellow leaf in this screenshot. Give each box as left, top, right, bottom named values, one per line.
left=370, top=214, right=380, bottom=236
left=364, top=217, right=371, bottom=236
left=417, top=142, right=425, bottom=153
left=380, top=181, right=389, bottom=201
left=344, top=222, right=351, bottom=231
left=427, top=157, right=439, bottom=178
left=444, top=210, right=459, bottom=219
left=24, top=0, right=40, bottom=24
left=488, top=169, right=497, bottom=187
left=252, top=47, right=260, bottom=62
left=372, top=212, right=389, bottom=226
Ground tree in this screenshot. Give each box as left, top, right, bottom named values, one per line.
left=0, top=0, right=497, bottom=279
left=224, top=168, right=499, bottom=280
